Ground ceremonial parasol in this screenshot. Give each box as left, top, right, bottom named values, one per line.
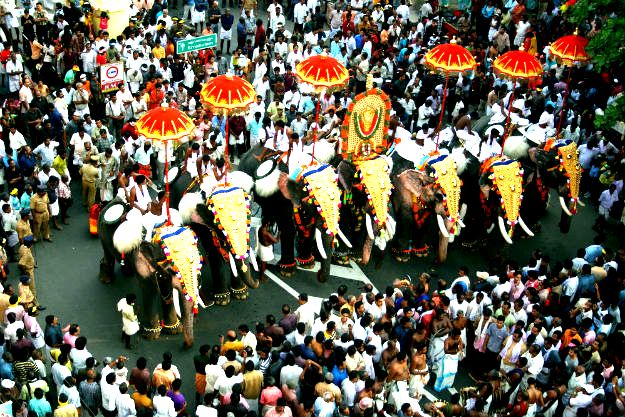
left=493, top=47, right=543, bottom=153
left=136, top=105, right=195, bottom=222
left=549, top=33, right=590, bottom=135
left=424, top=38, right=476, bottom=150
left=295, top=53, right=349, bottom=164
left=200, top=74, right=256, bottom=182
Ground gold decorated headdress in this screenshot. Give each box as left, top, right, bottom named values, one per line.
left=298, top=164, right=341, bottom=235
left=554, top=141, right=582, bottom=213
left=340, top=89, right=391, bottom=161
left=355, top=157, right=393, bottom=227
left=489, top=158, right=524, bottom=234
left=207, top=186, right=252, bottom=259
left=153, top=226, right=203, bottom=314
left=428, top=154, right=462, bottom=233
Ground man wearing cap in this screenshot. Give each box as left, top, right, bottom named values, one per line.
left=64, top=65, right=80, bottom=85
left=79, top=155, right=101, bottom=210
left=30, top=186, right=51, bottom=242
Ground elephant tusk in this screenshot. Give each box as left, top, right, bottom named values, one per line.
left=249, top=248, right=259, bottom=272
left=577, top=199, right=585, bottom=207
left=559, top=196, right=573, bottom=216
left=228, top=252, right=239, bottom=277
left=487, top=223, right=495, bottom=234
left=437, top=214, right=450, bottom=238
left=337, top=227, right=353, bottom=248
left=315, top=228, right=328, bottom=259
left=518, top=215, right=535, bottom=237
left=365, top=213, right=375, bottom=241
left=386, top=215, right=396, bottom=238
left=498, top=216, right=513, bottom=244
left=459, top=203, right=468, bottom=220
left=457, top=218, right=466, bottom=228
left=173, top=289, right=181, bottom=318
left=449, top=234, right=455, bottom=243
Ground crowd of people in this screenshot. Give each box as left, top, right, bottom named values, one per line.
left=0, top=0, right=623, bottom=417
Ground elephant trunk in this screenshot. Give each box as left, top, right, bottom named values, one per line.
left=182, top=299, right=194, bottom=348
left=498, top=216, right=513, bottom=244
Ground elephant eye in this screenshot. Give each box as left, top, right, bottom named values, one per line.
left=566, top=154, right=572, bottom=159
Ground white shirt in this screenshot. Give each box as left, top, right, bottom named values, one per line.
left=205, top=364, right=225, bottom=394
left=9, top=130, right=27, bottom=151
left=101, top=382, right=119, bottom=411
left=293, top=3, right=308, bottom=24
left=116, top=393, right=137, bottom=417
left=295, top=302, right=316, bottom=332
left=153, top=395, right=177, bottom=417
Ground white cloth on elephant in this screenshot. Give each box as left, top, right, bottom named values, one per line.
left=117, top=298, right=140, bottom=335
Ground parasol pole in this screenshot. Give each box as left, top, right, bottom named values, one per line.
left=311, top=89, right=323, bottom=165
left=224, top=109, right=229, bottom=184
left=435, top=72, right=450, bottom=152
left=500, top=78, right=517, bottom=157
left=164, top=139, right=171, bottom=224
left=556, top=66, right=573, bottom=137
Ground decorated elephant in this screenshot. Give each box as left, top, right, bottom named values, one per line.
left=98, top=199, right=203, bottom=347
left=389, top=144, right=467, bottom=264
left=503, top=135, right=583, bottom=233
left=239, top=143, right=348, bottom=282
left=177, top=172, right=261, bottom=305
left=334, top=88, right=396, bottom=266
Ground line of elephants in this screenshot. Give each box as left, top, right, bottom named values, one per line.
left=96, top=118, right=582, bottom=347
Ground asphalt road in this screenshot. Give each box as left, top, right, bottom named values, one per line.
left=7, top=1, right=619, bottom=410
left=21, top=182, right=613, bottom=408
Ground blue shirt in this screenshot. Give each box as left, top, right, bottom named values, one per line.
left=577, top=274, right=595, bottom=296
left=584, top=244, right=604, bottom=262
left=20, top=192, right=32, bottom=211
left=221, top=13, right=234, bottom=30
left=29, top=398, right=53, bottom=417
left=237, top=21, right=246, bottom=36
left=331, top=365, right=348, bottom=386
left=211, top=116, right=226, bottom=136
left=18, top=153, right=36, bottom=176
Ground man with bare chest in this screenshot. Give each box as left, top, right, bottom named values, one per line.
left=386, top=351, right=410, bottom=407
left=409, top=342, right=430, bottom=399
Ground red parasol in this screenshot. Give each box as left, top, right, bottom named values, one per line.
left=549, top=33, right=590, bottom=135
left=136, top=106, right=195, bottom=222
left=295, top=54, right=349, bottom=164
left=493, top=48, right=543, bottom=153
left=424, top=39, right=476, bottom=150
left=200, top=74, right=257, bottom=182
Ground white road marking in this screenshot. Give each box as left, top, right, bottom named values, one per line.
left=264, top=270, right=323, bottom=312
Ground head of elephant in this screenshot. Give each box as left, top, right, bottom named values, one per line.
left=133, top=241, right=176, bottom=305
left=480, top=157, right=534, bottom=244
left=550, top=141, right=583, bottom=216
left=206, top=185, right=259, bottom=276
left=424, top=154, right=464, bottom=239
left=338, top=157, right=396, bottom=245
left=287, top=164, right=352, bottom=258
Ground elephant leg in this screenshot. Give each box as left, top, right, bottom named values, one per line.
left=160, top=296, right=183, bottom=336
left=239, top=265, right=260, bottom=290
left=99, top=254, right=115, bottom=284
left=391, top=199, right=413, bottom=263
left=138, top=275, right=162, bottom=340
left=277, top=204, right=297, bottom=277
left=297, top=227, right=315, bottom=266
left=213, top=260, right=232, bottom=306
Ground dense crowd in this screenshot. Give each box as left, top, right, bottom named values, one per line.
left=0, top=0, right=623, bottom=417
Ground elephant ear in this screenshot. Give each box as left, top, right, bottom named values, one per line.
left=337, top=159, right=358, bottom=192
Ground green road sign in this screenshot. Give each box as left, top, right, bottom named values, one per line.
left=176, top=34, right=218, bottom=54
